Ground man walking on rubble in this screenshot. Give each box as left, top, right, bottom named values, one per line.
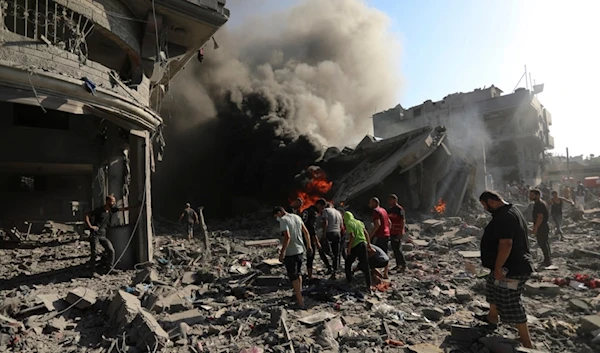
left=387, top=194, right=408, bottom=273
left=300, top=203, right=328, bottom=279
left=477, top=191, right=534, bottom=349
left=548, top=190, right=574, bottom=241
left=179, top=203, right=199, bottom=241
left=576, top=181, right=586, bottom=209
left=85, top=195, right=133, bottom=273
left=316, top=199, right=343, bottom=279
left=274, top=206, right=312, bottom=308
left=529, top=189, right=552, bottom=267
left=368, top=197, right=391, bottom=279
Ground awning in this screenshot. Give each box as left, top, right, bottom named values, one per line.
left=0, top=87, right=89, bottom=115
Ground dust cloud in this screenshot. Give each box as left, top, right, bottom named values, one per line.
left=154, top=0, right=402, bottom=217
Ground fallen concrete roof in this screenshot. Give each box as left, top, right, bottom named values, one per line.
left=328, top=126, right=475, bottom=216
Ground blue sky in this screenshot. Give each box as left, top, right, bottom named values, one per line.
left=227, top=0, right=600, bottom=157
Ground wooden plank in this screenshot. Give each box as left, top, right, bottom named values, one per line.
left=244, top=239, right=280, bottom=247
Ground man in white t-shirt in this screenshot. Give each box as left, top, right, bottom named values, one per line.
left=274, top=206, right=312, bottom=308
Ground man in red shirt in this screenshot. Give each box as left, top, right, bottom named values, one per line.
left=387, top=194, right=407, bottom=272
left=368, top=197, right=391, bottom=278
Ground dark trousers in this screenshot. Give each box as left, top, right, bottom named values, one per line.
left=551, top=214, right=563, bottom=236
left=306, top=236, right=322, bottom=271
left=536, top=227, right=551, bottom=265
left=390, top=234, right=406, bottom=267
left=345, top=242, right=371, bottom=288
left=90, top=232, right=116, bottom=268
left=326, top=231, right=342, bottom=274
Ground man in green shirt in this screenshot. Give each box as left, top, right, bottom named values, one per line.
left=343, top=211, right=373, bottom=290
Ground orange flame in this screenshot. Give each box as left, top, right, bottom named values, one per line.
left=433, top=198, right=446, bottom=215
left=291, top=169, right=333, bottom=211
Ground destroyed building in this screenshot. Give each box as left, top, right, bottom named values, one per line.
left=322, top=126, right=476, bottom=217
left=0, top=0, right=229, bottom=265
left=373, top=86, right=554, bottom=192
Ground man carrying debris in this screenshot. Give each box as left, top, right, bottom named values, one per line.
left=285, top=197, right=303, bottom=216
left=178, top=203, right=199, bottom=241
left=85, top=195, right=132, bottom=272
left=301, top=203, right=328, bottom=279
left=548, top=190, right=574, bottom=240
left=363, top=244, right=390, bottom=285
left=316, top=199, right=343, bottom=279
left=478, top=191, right=534, bottom=349
left=529, top=189, right=552, bottom=267
left=368, top=197, right=391, bottom=278
left=343, top=211, right=372, bottom=290
left=387, top=194, right=407, bottom=273
left=274, top=206, right=312, bottom=308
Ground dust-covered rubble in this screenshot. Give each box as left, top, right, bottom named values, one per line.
left=1, top=206, right=600, bottom=353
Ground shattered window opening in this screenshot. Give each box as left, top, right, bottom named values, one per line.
left=2, top=0, right=94, bottom=58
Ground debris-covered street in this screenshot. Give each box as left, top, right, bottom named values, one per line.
left=2, top=198, right=600, bottom=353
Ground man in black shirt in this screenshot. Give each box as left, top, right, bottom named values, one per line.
left=85, top=195, right=131, bottom=272
left=478, top=191, right=534, bottom=349
left=300, top=204, right=327, bottom=279
left=529, top=189, right=551, bottom=266
left=285, top=198, right=303, bottom=216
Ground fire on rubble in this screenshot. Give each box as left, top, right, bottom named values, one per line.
left=291, top=168, right=333, bottom=211
left=433, top=198, right=447, bottom=215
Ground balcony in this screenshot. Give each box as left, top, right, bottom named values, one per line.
left=545, top=135, right=554, bottom=149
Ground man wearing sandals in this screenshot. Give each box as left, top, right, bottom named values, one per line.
left=478, top=191, right=535, bottom=349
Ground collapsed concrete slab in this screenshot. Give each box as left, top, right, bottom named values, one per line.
left=323, top=126, right=475, bottom=216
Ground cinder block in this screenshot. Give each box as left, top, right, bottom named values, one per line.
left=107, top=290, right=142, bottom=329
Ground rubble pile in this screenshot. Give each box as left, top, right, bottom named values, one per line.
left=1, top=210, right=600, bottom=353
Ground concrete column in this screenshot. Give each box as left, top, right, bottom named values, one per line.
left=104, top=126, right=128, bottom=225
left=130, top=129, right=153, bottom=264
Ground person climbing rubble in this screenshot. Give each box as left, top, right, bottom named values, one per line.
left=478, top=191, right=535, bottom=349
left=85, top=195, right=133, bottom=273
left=316, top=199, right=343, bottom=279
left=178, top=203, right=199, bottom=241
left=274, top=206, right=312, bottom=309
left=387, top=194, right=407, bottom=273
left=368, top=197, right=391, bottom=279
left=548, top=190, right=574, bottom=240
left=343, top=211, right=372, bottom=291
left=529, top=189, right=552, bottom=267
left=300, top=203, right=327, bottom=279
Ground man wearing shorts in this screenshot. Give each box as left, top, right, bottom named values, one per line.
left=274, top=206, right=312, bottom=308
left=368, top=197, right=391, bottom=278
left=479, top=191, right=534, bottom=349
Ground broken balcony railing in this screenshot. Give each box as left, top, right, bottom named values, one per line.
left=1, top=0, right=94, bottom=57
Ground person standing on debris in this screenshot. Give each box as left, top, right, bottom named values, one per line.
left=548, top=191, right=574, bottom=241
left=368, top=197, right=391, bottom=279
left=576, top=181, right=586, bottom=209
left=529, top=189, right=552, bottom=267
left=316, top=199, right=343, bottom=279
left=274, top=206, right=312, bottom=308
left=85, top=195, right=132, bottom=272
left=343, top=211, right=372, bottom=290
left=478, top=191, right=535, bottom=349
left=178, top=203, right=199, bottom=241
left=300, top=203, right=328, bottom=279
left=285, top=197, right=303, bottom=216
left=387, top=194, right=407, bottom=273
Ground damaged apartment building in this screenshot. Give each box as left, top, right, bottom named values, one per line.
left=372, top=85, right=554, bottom=192
left=0, top=0, right=229, bottom=266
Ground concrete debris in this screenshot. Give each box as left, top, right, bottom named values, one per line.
left=65, top=287, right=98, bottom=309
left=3, top=204, right=600, bottom=353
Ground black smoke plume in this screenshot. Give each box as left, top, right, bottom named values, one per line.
left=154, top=0, right=402, bottom=217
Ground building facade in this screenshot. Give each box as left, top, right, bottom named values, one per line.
left=373, top=86, right=554, bottom=192
left=0, top=0, right=228, bottom=265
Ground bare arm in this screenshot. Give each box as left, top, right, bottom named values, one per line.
left=495, top=239, right=512, bottom=273
left=178, top=213, right=185, bottom=222
left=279, top=231, right=291, bottom=261
left=322, top=219, right=328, bottom=239
left=85, top=213, right=95, bottom=230
left=347, top=232, right=354, bottom=254
left=301, top=224, right=312, bottom=252
left=369, top=219, right=381, bottom=240
left=560, top=197, right=575, bottom=205
left=364, top=228, right=372, bottom=246
left=194, top=211, right=200, bottom=223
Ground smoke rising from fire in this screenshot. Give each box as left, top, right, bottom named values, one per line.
left=154, top=0, right=402, bottom=216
